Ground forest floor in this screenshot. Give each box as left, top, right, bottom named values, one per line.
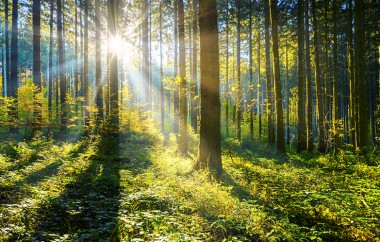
left=0, top=116, right=380, bottom=241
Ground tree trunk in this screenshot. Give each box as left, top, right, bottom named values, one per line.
left=190, top=0, right=199, bottom=133
left=160, top=2, right=164, bottom=132
left=9, top=0, right=19, bottom=134
left=297, top=0, right=307, bottom=152
left=142, top=0, right=149, bottom=110
left=197, top=0, right=222, bottom=178
left=109, top=0, right=119, bottom=133
left=178, top=0, right=188, bottom=154
left=48, top=0, right=54, bottom=123
left=57, top=0, right=67, bottom=133
left=95, top=0, right=103, bottom=121
left=269, top=0, right=286, bottom=154
left=264, top=0, right=274, bottom=144
left=173, top=0, right=179, bottom=134
left=305, top=0, right=313, bottom=151
left=312, top=0, right=326, bottom=152
left=4, top=0, right=9, bottom=97
left=332, top=0, right=340, bottom=151
left=249, top=0, right=254, bottom=140
left=84, top=0, right=89, bottom=129
left=257, top=18, right=262, bottom=138
left=236, top=0, right=242, bottom=141
left=225, top=0, right=229, bottom=137
left=354, top=0, right=368, bottom=148
left=32, top=0, right=42, bottom=134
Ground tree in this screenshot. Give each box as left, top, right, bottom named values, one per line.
left=249, top=0, right=254, bottom=139
left=264, top=0, right=275, bottom=145
left=142, top=0, right=149, bottom=110
left=236, top=0, right=242, bottom=141
left=3, top=0, right=9, bottom=97
left=57, top=0, right=67, bottom=133
left=332, top=0, right=340, bottom=151
left=9, top=0, right=19, bottom=134
left=190, top=0, right=199, bottom=133
left=197, top=0, right=222, bottom=178
left=269, top=0, right=285, bottom=154
left=173, top=0, right=179, bottom=134
left=109, top=0, right=119, bottom=133
left=48, top=0, right=54, bottom=123
left=32, top=0, right=42, bottom=134
left=312, top=0, right=326, bottom=152
left=160, top=2, right=164, bottom=132
left=84, top=0, right=90, bottom=128
left=354, top=0, right=368, bottom=148
left=178, top=0, right=188, bottom=154
left=305, top=0, right=313, bottom=151
left=95, top=0, right=103, bottom=121
left=297, top=0, right=307, bottom=152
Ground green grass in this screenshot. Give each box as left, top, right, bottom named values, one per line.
left=0, top=117, right=379, bottom=241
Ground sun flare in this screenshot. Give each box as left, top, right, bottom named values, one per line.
left=108, top=35, right=125, bottom=55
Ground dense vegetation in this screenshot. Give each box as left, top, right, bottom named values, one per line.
left=0, top=0, right=379, bottom=241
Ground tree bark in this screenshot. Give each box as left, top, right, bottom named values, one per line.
left=305, top=0, right=313, bottom=151
left=264, top=0, right=275, bottom=144
left=178, top=0, right=188, bottom=154
left=269, top=0, right=286, bottom=154
left=197, top=0, right=222, bottom=178
left=236, top=0, right=242, bottom=141
left=9, top=0, right=19, bottom=134
left=297, top=0, right=307, bottom=152
left=190, top=0, right=199, bottom=133
left=95, top=0, right=103, bottom=121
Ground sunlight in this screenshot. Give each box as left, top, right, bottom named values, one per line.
left=108, top=35, right=125, bottom=55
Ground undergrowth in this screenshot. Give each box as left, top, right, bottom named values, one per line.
left=0, top=113, right=379, bottom=241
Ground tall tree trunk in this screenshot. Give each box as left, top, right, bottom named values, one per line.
left=9, top=0, right=19, bottom=134
left=190, top=0, right=199, bottom=133
left=264, top=0, right=274, bottom=144
left=269, top=0, right=285, bottom=154
left=95, top=0, right=103, bottom=121
left=236, top=0, right=242, bottom=141
left=32, top=0, right=42, bottom=134
left=285, top=39, right=290, bottom=144
left=225, top=0, right=229, bottom=137
left=354, top=0, right=368, bottom=148
left=84, top=0, right=89, bottom=129
left=297, top=0, right=307, bottom=152
left=142, top=0, right=149, bottom=110
left=48, top=0, right=54, bottom=123
left=178, top=0, right=188, bottom=154
left=332, top=0, right=340, bottom=151
left=324, top=0, right=330, bottom=149
left=160, top=2, right=164, bottom=132
left=109, top=0, right=119, bottom=133
left=305, top=0, right=313, bottom=151
left=312, top=0, right=326, bottom=152
left=4, top=0, right=9, bottom=97
left=173, top=0, right=179, bottom=134
left=249, top=0, right=254, bottom=140
left=57, top=0, right=67, bottom=133
left=257, top=18, right=262, bottom=138
left=197, top=0, right=222, bottom=178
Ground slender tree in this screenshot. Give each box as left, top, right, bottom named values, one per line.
left=9, top=0, right=19, bottom=134
left=269, top=0, right=285, bottom=154
left=225, top=0, right=229, bottom=136
left=178, top=0, right=188, bottom=154
left=354, top=0, right=368, bottom=148
left=249, top=0, right=254, bottom=139
left=236, top=0, right=242, bottom=141
left=32, top=0, right=42, bottom=134
left=297, top=0, right=307, bottom=152
left=160, top=2, right=164, bottom=132
left=312, top=0, right=326, bottom=152
left=4, top=0, right=9, bottom=97
left=264, top=0, right=274, bottom=144
left=305, top=0, right=313, bottom=151
left=142, top=0, right=149, bottom=110
left=257, top=17, right=262, bottom=138
left=109, top=0, right=119, bottom=133
left=84, top=0, right=90, bottom=129
left=190, top=0, right=199, bottom=133
left=173, top=0, right=179, bottom=134
left=57, top=0, right=67, bottom=133
left=197, top=0, right=222, bottom=177
left=48, top=0, right=54, bottom=123
left=332, top=0, right=340, bottom=151
left=95, top=0, right=103, bottom=121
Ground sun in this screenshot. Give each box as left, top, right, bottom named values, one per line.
left=108, top=35, right=125, bottom=55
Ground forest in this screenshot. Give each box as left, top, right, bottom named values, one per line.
left=0, top=0, right=379, bottom=241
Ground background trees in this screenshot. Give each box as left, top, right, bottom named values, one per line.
left=0, top=0, right=378, bottom=155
